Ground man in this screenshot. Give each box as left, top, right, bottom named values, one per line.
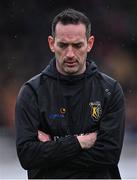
left=15, top=9, right=125, bottom=179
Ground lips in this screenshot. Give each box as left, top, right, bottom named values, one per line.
left=65, top=61, right=77, bottom=67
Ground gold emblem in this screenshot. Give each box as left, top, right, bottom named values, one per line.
left=60, top=107, right=66, bottom=114
left=89, top=101, right=102, bottom=121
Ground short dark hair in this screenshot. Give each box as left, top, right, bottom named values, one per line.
left=52, top=8, right=91, bottom=39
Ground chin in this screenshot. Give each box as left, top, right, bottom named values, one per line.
left=64, top=68, right=78, bottom=75
left=65, top=71, right=79, bottom=76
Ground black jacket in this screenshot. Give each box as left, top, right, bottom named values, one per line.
left=15, top=59, right=125, bottom=179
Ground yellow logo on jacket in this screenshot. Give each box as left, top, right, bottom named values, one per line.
left=89, top=101, right=102, bottom=121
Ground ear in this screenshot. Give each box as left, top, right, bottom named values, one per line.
left=48, top=36, right=55, bottom=52
left=87, top=36, right=94, bottom=52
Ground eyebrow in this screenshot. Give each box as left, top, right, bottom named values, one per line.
left=57, top=41, right=84, bottom=45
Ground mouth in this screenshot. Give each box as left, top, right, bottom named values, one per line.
left=64, top=60, right=78, bottom=68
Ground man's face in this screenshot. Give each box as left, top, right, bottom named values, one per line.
left=48, top=22, right=94, bottom=75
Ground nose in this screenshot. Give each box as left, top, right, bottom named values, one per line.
left=66, top=46, right=75, bottom=58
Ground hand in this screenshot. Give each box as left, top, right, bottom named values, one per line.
left=77, top=132, right=97, bottom=149
left=38, top=130, right=51, bottom=142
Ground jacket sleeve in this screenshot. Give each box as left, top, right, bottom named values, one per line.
left=66, top=81, right=125, bottom=169
left=15, top=85, right=81, bottom=170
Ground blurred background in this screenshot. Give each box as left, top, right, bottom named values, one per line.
left=0, top=0, right=137, bottom=179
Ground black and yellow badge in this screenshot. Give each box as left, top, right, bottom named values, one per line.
left=89, top=101, right=102, bottom=121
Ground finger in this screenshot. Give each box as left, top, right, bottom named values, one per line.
left=38, top=130, right=51, bottom=142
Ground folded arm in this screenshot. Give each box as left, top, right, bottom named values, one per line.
left=15, top=85, right=81, bottom=170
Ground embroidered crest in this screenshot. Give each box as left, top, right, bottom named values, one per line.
left=89, top=101, right=102, bottom=121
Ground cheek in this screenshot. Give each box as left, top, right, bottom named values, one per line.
left=77, top=49, right=88, bottom=58
left=55, top=48, right=65, bottom=58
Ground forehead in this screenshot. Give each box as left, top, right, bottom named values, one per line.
left=55, top=23, right=87, bottom=41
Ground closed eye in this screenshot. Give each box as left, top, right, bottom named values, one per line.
left=72, top=43, right=83, bottom=49
left=57, top=42, right=68, bottom=49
